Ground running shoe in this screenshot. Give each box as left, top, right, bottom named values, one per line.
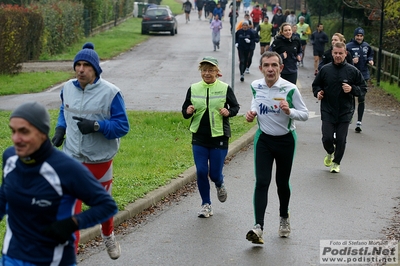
left=240, top=75, right=244, bottom=82
left=330, top=162, right=340, bottom=173
left=216, top=183, right=227, bottom=202
left=245, top=68, right=250, bottom=74
left=198, top=204, right=213, bottom=218
left=278, top=217, right=291, bottom=237
left=246, top=224, right=264, bottom=244
left=103, top=232, right=121, bottom=260
left=324, top=153, right=334, bottom=167
left=355, top=121, right=362, bottom=132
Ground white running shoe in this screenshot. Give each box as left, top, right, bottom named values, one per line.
left=279, top=217, right=291, bottom=237
left=246, top=224, right=264, bottom=244
left=198, top=204, right=213, bottom=218
left=103, top=232, right=121, bottom=260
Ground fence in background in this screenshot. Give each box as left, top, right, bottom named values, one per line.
left=370, top=47, right=400, bottom=87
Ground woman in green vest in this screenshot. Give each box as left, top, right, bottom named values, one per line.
left=181, top=56, right=240, bottom=218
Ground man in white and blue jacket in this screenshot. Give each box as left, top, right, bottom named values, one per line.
left=52, top=42, right=130, bottom=259
left=346, top=27, right=373, bottom=133
left=1, top=101, right=117, bottom=266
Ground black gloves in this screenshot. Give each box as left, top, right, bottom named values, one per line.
left=73, top=116, right=96, bottom=135
left=52, top=127, right=66, bottom=147
left=52, top=117, right=98, bottom=141
left=43, top=217, right=79, bottom=244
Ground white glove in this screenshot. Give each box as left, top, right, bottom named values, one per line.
left=235, top=43, right=239, bottom=48
left=245, top=38, right=250, bottom=43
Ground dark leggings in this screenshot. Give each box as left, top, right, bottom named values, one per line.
left=357, top=91, right=366, bottom=122
left=247, top=49, right=254, bottom=68
left=321, top=120, right=349, bottom=165
left=253, top=130, right=296, bottom=229
left=238, top=49, right=251, bottom=75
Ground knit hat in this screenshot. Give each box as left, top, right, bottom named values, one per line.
left=73, top=42, right=102, bottom=76
left=10, top=102, right=50, bottom=135
left=354, top=27, right=364, bottom=36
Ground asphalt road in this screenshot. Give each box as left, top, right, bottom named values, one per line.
left=1, top=7, right=400, bottom=266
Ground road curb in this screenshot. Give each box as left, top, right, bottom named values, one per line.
left=79, top=124, right=258, bottom=244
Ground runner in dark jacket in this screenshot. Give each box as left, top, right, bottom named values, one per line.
left=235, top=21, right=258, bottom=82
left=207, top=0, right=217, bottom=21
left=271, top=8, right=285, bottom=36
left=346, top=27, right=374, bottom=133
left=312, top=42, right=366, bottom=174
left=1, top=101, right=117, bottom=265
left=196, top=0, right=205, bottom=20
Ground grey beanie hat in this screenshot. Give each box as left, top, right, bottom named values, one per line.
left=10, top=102, right=50, bottom=135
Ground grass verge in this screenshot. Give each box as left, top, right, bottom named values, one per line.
left=0, top=71, right=74, bottom=96
left=380, top=81, right=400, bottom=102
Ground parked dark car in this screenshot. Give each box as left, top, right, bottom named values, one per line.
left=141, top=6, right=178, bottom=36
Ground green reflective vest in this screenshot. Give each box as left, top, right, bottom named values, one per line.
left=190, top=80, right=228, bottom=137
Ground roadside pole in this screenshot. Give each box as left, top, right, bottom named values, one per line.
left=231, top=0, right=237, bottom=91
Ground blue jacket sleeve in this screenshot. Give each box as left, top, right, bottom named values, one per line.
left=98, top=92, right=130, bottom=139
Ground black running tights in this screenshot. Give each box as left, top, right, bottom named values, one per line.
left=253, top=131, right=295, bottom=229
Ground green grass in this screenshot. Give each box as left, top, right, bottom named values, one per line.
left=162, top=0, right=184, bottom=15
left=379, top=81, right=400, bottom=102
left=39, top=18, right=149, bottom=61
left=0, top=71, right=74, bottom=96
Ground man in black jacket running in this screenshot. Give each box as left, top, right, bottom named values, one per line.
left=312, top=42, right=366, bottom=173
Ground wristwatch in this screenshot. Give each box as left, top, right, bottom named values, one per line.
left=94, top=121, right=100, bottom=131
